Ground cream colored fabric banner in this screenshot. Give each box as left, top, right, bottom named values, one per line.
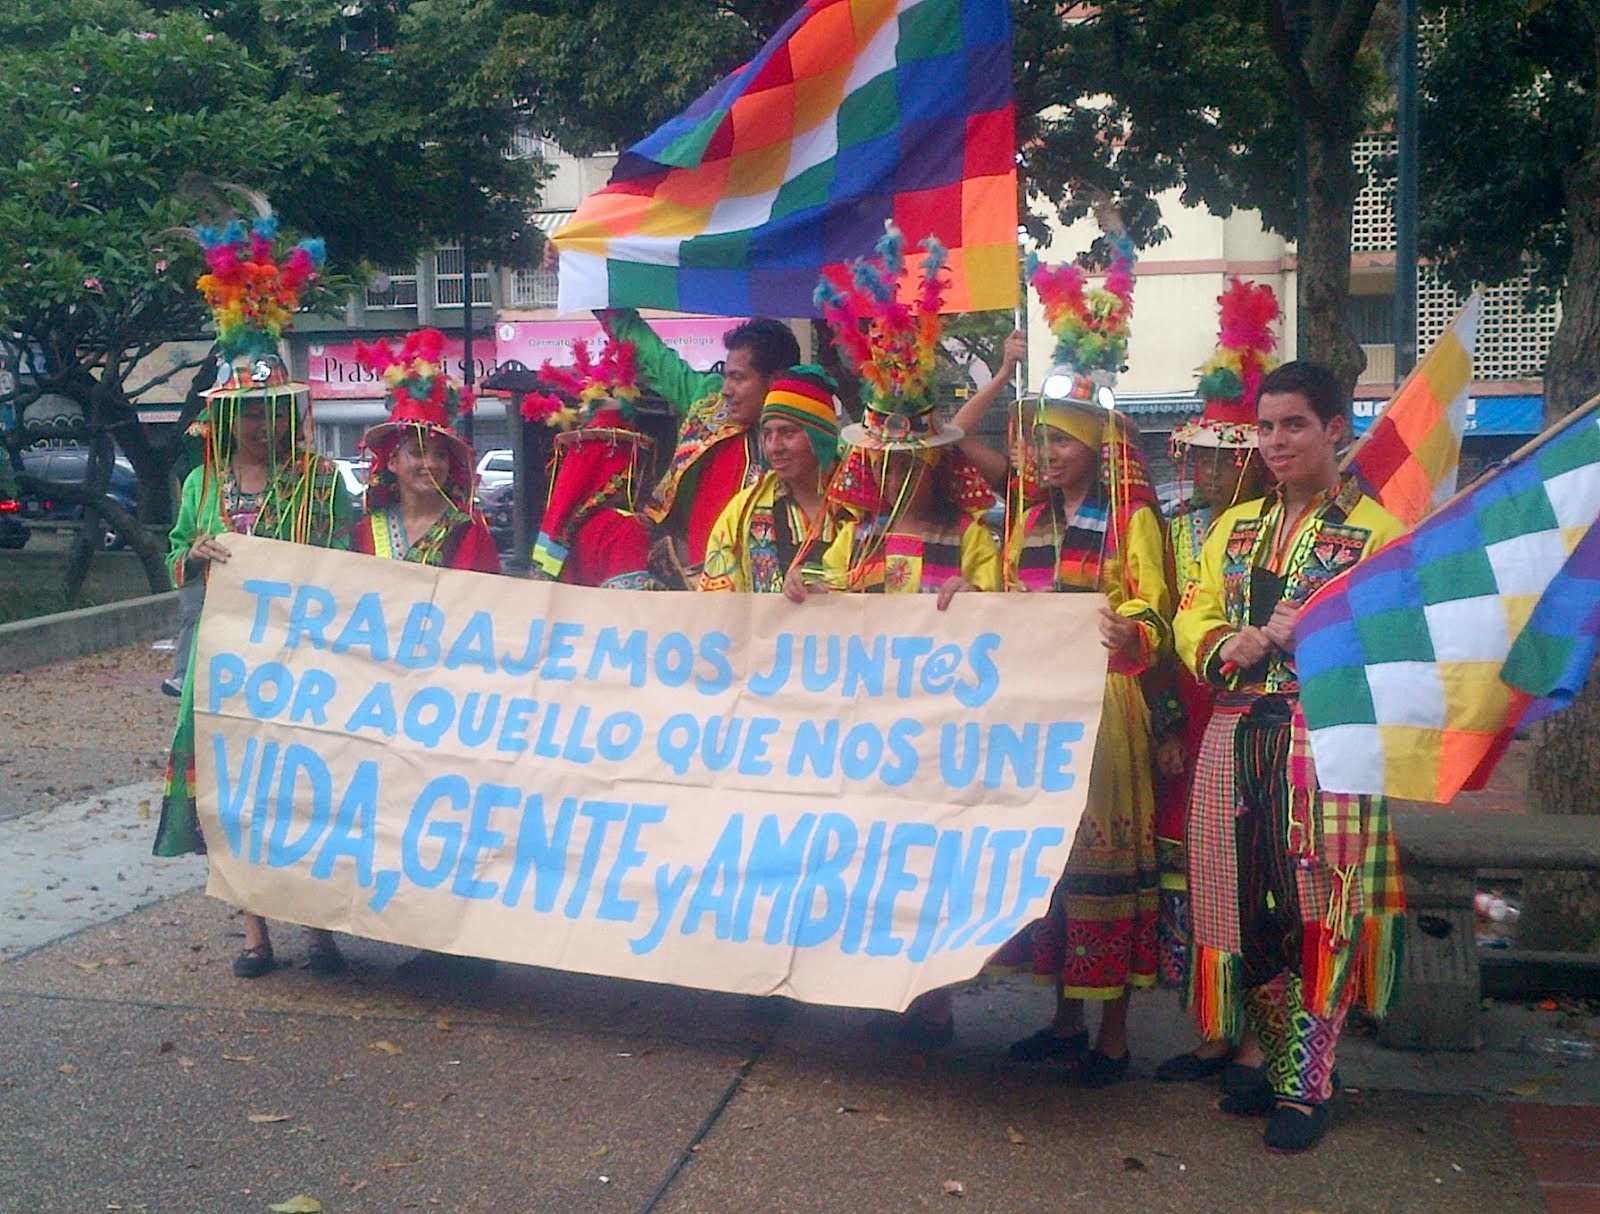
left=195, top=535, right=1107, bottom=1012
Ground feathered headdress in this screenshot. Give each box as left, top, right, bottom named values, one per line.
left=196, top=214, right=324, bottom=365
left=519, top=337, right=643, bottom=432
left=815, top=224, right=959, bottom=450
left=1027, top=231, right=1137, bottom=381
left=356, top=328, right=477, bottom=510
left=354, top=327, right=474, bottom=429
left=1172, top=277, right=1280, bottom=450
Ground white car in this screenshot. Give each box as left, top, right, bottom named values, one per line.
left=333, top=458, right=369, bottom=511
left=476, top=448, right=515, bottom=489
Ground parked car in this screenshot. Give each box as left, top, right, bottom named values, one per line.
left=476, top=480, right=516, bottom=553
left=19, top=446, right=139, bottom=549
left=476, top=448, right=515, bottom=490
left=0, top=494, right=29, bottom=549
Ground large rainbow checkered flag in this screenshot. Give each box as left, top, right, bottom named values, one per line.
left=1297, top=395, right=1600, bottom=803
left=552, top=0, right=1018, bottom=318
left=1342, top=291, right=1482, bottom=528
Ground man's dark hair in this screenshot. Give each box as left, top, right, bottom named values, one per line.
left=723, top=318, right=802, bottom=377
left=1257, top=360, right=1345, bottom=425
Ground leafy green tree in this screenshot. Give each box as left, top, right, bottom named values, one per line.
left=0, top=0, right=549, bottom=596
left=1419, top=0, right=1600, bottom=951
left=0, top=0, right=339, bottom=590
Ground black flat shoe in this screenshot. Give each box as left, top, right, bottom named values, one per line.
left=1264, top=1101, right=1332, bottom=1152
left=1221, top=1061, right=1268, bottom=1099
left=305, top=935, right=347, bottom=976
left=1007, top=1027, right=1089, bottom=1063
left=1073, top=1050, right=1131, bottom=1089
left=232, top=944, right=275, bottom=979
left=1155, top=1049, right=1233, bottom=1083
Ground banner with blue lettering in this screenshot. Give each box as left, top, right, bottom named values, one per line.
left=194, top=535, right=1106, bottom=1011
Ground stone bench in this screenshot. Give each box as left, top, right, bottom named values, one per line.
left=1382, top=811, right=1600, bottom=1051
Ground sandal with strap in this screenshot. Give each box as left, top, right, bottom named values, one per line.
left=232, top=944, right=275, bottom=979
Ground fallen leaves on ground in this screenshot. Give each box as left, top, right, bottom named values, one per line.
left=942, top=1180, right=965, bottom=1197
left=248, top=1113, right=291, bottom=1124
left=369, top=1040, right=403, bottom=1056
left=1005, top=1126, right=1026, bottom=1145
left=267, top=1197, right=322, bottom=1213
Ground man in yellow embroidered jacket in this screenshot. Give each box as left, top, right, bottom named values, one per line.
left=699, top=366, right=842, bottom=593
left=1174, top=361, right=1405, bottom=1155
left=599, top=309, right=801, bottom=586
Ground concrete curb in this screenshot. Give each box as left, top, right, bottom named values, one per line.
left=0, top=591, right=179, bottom=675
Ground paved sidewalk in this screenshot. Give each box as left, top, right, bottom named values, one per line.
left=2, top=643, right=1597, bottom=1213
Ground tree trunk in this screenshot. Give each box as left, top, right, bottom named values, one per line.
left=1296, top=119, right=1366, bottom=398
left=1521, top=135, right=1600, bottom=954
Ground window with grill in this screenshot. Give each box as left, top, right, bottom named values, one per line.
left=509, top=268, right=560, bottom=308
left=365, top=265, right=418, bottom=309
left=434, top=245, right=493, bottom=307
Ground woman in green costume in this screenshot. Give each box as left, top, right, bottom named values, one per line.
left=154, top=215, right=354, bottom=978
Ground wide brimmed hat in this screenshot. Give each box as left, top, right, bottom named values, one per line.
left=818, top=224, right=961, bottom=453
left=1171, top=277, right=1279, bottom=451
left=356, top=329, right=476, bottom=506
left=838, top=410, right=962, bottom=451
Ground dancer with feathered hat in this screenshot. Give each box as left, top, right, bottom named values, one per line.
left=351, top=329, right=500, bottom=573
left=154, top=209, right=357, bottom=980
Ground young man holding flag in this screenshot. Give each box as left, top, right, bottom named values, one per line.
left=1174, top=361, right=1406, bottom=1153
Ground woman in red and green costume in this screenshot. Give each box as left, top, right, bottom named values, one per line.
left=155, top=214, right=355, bottom=980
left=783, top=227, right=1000, bottom=1050
left=520, top=336, right=659, bottom=590
left=349, top=329, right=500, bottom=574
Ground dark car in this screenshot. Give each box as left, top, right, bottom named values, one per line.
left=477, top=480, right=516, bottom=553
left=19, top=446, right=140, bottom=549
left=0, top=494, right=28, bottom=549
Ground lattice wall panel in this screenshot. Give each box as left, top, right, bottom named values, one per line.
left=1417, top=268, right=1560, bottom=380
left=1351, top=134, right=1398, bottom=253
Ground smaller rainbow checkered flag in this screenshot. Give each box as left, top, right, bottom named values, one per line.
left=1343, top=291, right=1481, bottom=528
left=1298, top=396, right=1600, bottom=803
left=553, top=0, right=1018, bottom=318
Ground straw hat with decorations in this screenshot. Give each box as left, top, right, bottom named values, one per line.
left=815, top=225, right=993, bottom=519
left=1170, top=276, right=1280, bottom=452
